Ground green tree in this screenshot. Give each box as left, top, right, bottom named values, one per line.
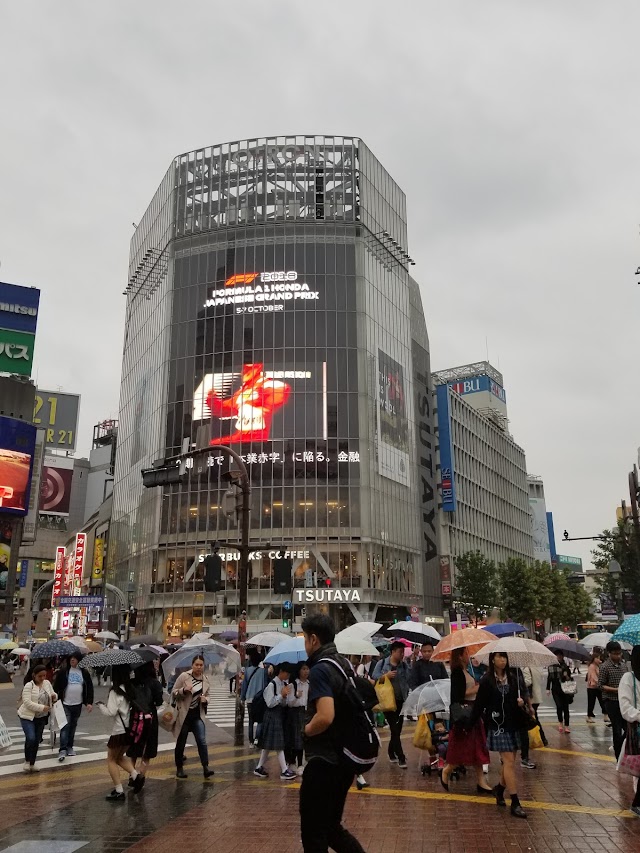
left=454, top=551, right=498, bottom=626
left=548, top=568, right=574, bottom=629
left=591, top=522, right=640, bottom=617
left=498, top=558, right=538, bottom=624
left=569, top=581, right=595, bottom=626
left=531, top=561, right=554, bottom=626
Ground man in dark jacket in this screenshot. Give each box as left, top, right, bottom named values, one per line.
left=53, top=653, right=93, bottom=761
left=300, top=614, right=365, bottom=853
left=409, top=643, right=448, bottom=688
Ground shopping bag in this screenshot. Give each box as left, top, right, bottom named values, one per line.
left=53, top=700, right=68, bottom=730
left=0, top=713, right=12, bottom=753
left=158, top=701, right=179, bottom=733
left=373, top=678, right=397, bottom=713
left=618, top=726, right=640, bottom=777
left=413, top=714, right=432, bottom=751
left=528, top=725, right=544, bottom=750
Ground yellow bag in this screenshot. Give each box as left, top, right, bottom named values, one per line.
left=413, top=714, right=433, bottom=751
left=373, top=677, right=397, bottom=713
left=528, top=725, right=544, bottom=750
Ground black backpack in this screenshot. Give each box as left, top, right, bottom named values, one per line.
left=251, top=678, right=277, bottom=724
left=318, top=658, right=380, bottom=774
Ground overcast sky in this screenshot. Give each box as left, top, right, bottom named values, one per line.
left=1, top=1, right=638, bottom=571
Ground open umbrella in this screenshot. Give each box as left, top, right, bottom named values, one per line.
left=334, top=633, right=379, bottom=657
left=387, top=623, right=441, bottom=644
left=131, top=647, right=163, bottom=665
left=484, top=622, right=527, bottom=637
left=246, top=632, right=290, bottom=648
left=473, top=637, right=558, bottom=668
left=263, top=637, right=307, bottom=666
left=122, top=634, right=161, bottom=649
left=31, top=640, right=82, bottom=659
left=543, top=632, right=570, bottom=646
left=546, top=639, right=591, bottom=662
left=79, top=649, right=144, bottom=669
left=162, top=639, right=241, bottom=681
left=94, top=631, right=120, bottom=642
left=612, top=615, right=640, bottom=647
left=0, top=641, right=17, bottom=650
left=65, top=637, right=90, bottom=653
left=401, top=679, right=450, bottom=717
left=10, top=648, right=31, bottom=657
left=580, top=631, right=613, bottom=649
left=431, top=627, right=495, bottom=662
left=339, top=622, right=383, bottom=639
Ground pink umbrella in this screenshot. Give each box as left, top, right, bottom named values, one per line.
left=543, top=632, right=570, bottom=646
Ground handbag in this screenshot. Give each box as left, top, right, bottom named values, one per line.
left=618, top=677, right=640, bottom=777
left=528, top=725, right=544, bottom=750
left=157, top=699, right=179, bottom=732
left=561, top=679, right=577, bottom=696
left=413, top=714, right=433, bottom=751
left=450, top=702, right=472, bottom=725
left=373, top=676, right=397, bottom=713
left=0, top=713, right=12, bottom=753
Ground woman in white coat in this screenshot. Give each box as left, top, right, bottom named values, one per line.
left=619, top=645, right=640, bottom=816
left=17, top=664, right=57, bottom=772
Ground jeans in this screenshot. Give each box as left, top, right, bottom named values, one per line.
left=60, top=703, right=83, bottom=753
left=384, top=711, right=405, bottom=762
left=20, top=716, right=48, bottom=765
left=175, top=709, right=209, bottom=769
left=587, top=688, right=605, bottom=718
left=299, top=759, right=365, bottom=853
left=553, top=691, right=570, bottom=726
left=606, top=700, right=625, bottom=759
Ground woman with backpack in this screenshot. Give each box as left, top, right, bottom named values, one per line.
left=128, top=661, right=163, bottom=777
left=96, top=664, right=145, bottom=801
left=172, top=654, right=214, bottom=779
left=285, top=661, right=309, bottom=775
left=253, top=661, right=297, bottom=781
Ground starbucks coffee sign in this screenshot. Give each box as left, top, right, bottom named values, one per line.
left=294, top=588, right=361, bottom=604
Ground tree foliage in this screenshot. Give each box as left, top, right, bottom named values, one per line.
left=454, top=551, right=498, bottom=626
left=498, top=558, right=539, bottom=624
left=591, top=522, right=640, bottom=616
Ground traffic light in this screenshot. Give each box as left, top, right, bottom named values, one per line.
left=273, top=557, right=293, bottom=594
left=324, top=578, right=332, bottom=588
left=203, top=552, right=223, bottom=592
left=282, top=618, right=290, bottom=630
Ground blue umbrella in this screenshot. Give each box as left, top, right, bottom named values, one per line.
left=485, top=622, right=527, bottom=637
left=31, top=640, right=82, bottom=659
left=612, top=614, right=640, bottom=647
left=264, top=637, right=307, bottom=665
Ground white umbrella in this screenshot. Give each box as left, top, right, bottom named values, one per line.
left=339, top=622, right=382, bottom=639
left=94, top=630, right=119, bottom=642
left=10, top=648, right=30, bottom=656
left=473, top=637, right=558, bottom=668
left=401, top=679, right=450, bottom=717
left=246, top=632, right=290, bottom=648
left=387, top=623, right=441, bottom=644
left=334, top=633, right=379, bottom=657
left=580, top=632, right=612, bottom=649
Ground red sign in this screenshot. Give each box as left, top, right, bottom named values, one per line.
left=52, top=546, right=65, bottom=605
left=441, top=582, right=452, bottom=596
left=440, top=556, right=451, bottom=583
left=64, top=554, right=74, bottom=596
left=73, top=533, right=86, bottom=595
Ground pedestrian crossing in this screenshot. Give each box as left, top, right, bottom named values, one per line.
left=206, top=679, right=247, bottom=728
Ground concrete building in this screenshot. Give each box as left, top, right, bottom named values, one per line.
left=107, top=135, right=440, bottom=639
left=433, top=363, right=534, bottom=573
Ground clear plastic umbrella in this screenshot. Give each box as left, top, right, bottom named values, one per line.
left=334, top=633, right=379, bottom=657
left=162, top=639, right=241, bottom=680
left=246, top=632, right=290, bottom=648
left=339, top=622, right=382, bottom=639
left=401, top=679, right=450, bottom=717
left=473, top=637, right=558, bottom=667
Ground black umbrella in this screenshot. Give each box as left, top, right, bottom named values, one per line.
left=79, top=649, right=143, bottom=669
left=122, top=635, right=161, bottom=649
left=547, top=639, right=591, bottom=662
left=131, top=647, right=163, bottom=665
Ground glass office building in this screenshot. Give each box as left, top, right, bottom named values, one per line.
left=108, top=136, right=439, bottom=638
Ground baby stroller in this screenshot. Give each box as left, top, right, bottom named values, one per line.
left=420, top=715, right=452, bottom=776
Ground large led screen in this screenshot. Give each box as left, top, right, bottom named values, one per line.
left=0, top=416, right=37, bottom=516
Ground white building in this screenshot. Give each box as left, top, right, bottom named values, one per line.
left=433, top=364, right=534, bottom=571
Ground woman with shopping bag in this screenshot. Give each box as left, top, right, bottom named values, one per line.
left=618, top=645, right=640, bottom=815
left=171, top=654, right=214, bottom=780
left=17, top=664, right=57, bottom=772
left=372, top=642, right=410, bottom=768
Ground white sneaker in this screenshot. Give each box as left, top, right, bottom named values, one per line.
left=23, top=762, right=30, bottom=772
left=296, top=764, right=305, bottom=776
left=30, top=764, right=40, bottom=772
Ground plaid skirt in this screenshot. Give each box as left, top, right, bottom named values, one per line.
left=258, top=706, right=286, bottom=752
left=285, top=706, right=305, bottom=752
left=487, top=728, right=520, bottom=753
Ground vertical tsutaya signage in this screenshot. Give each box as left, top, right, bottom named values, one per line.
left=52, top=546, right=65, bottom=605
left=73, top=533, right=86, bottom=594
left=412, top=341, right=438, bottom=591
left=436, top=385, right=456, bottom=512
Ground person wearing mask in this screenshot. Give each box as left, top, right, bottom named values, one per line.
left=372, top=642, right=411, bottom=768
left=598, top=641, right=629, bottom=759
left=618, top=645, right=640, bottom=816
left=285, top=661, right=310, bottom=775
left=470, top=652, right=530, bottom=819
left=409, top=643, right=448, bottom=689
left=95, top=664, right=145, bottom=800
left=54, top=653, right=94, bottom=762
left=586, top=652, right=606, bottom=723
left=440, top=647, right=492, bottom=793
left=254, top=662, right=297, bottom=780
left=546, top=651, right=573, bottom=733
left=171, top=654, right=214, bottom=779
left=17, top=664, right=57, bottom=772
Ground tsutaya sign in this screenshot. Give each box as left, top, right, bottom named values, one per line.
left=294, top=588, right=361, bottom=604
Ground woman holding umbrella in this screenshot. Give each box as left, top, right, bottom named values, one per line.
left=172, top=654, right=214, bottom=779
left=546, top=651, right=573, bottom=733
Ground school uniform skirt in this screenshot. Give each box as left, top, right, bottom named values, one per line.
left=285, top=706, right=305, bottom=752
left=487, top=728, right=520, bottom=753
left=258, top=706, right=286, bottom=752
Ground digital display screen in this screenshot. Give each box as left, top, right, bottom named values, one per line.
left=0, top=417, right=36, bottom=516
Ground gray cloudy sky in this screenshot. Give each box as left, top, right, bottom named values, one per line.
left=1, top=1, right=638, bottom=570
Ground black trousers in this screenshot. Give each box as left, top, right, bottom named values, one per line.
left=384, top=711, right=405, bottom=762
left=552, top=691, right=570, bottom=726
left=605, top=700, right=625, bottom=759
left=587, top=688, right=605, bottom=718
left=300, top=759, right=364, bottom=853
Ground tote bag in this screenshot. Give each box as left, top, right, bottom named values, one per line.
left=373, top=678, right=396, bottom=713
left=0, top=713, right=12, bottom=752
left=412, top=714, right=432, bottom=751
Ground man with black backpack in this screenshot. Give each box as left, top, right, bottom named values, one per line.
left=300, top=614, right=371, bottom=853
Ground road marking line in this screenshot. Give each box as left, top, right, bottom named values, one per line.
left=541, top=746, right=616, bottom=763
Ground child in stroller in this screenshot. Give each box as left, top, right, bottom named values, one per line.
left=421, top=716, right=450, bottom=775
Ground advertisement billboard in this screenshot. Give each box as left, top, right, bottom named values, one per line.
left=448, top=374, right=506, bottom=404
left=529, top=498, right=551, bottom=563
left=21, top=429, right=45, bottom=544
left=73, top=533, right=86, bottom=594
left=92, top=537, right=104, bottom=581
left=51, top=546, right=65, bottom=605
left=33, top=391, right=80, bottom=452
left=435, top=385, right=457, bottom=512
left=376, top=350, right=410, bottom=486
left=0, top=282, right=40, bottom=334
left=0, top=416, right=37, bottom=516
left=0, top=329, right=36, bottom=376
left=39, top=455, right=74, bottom=516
